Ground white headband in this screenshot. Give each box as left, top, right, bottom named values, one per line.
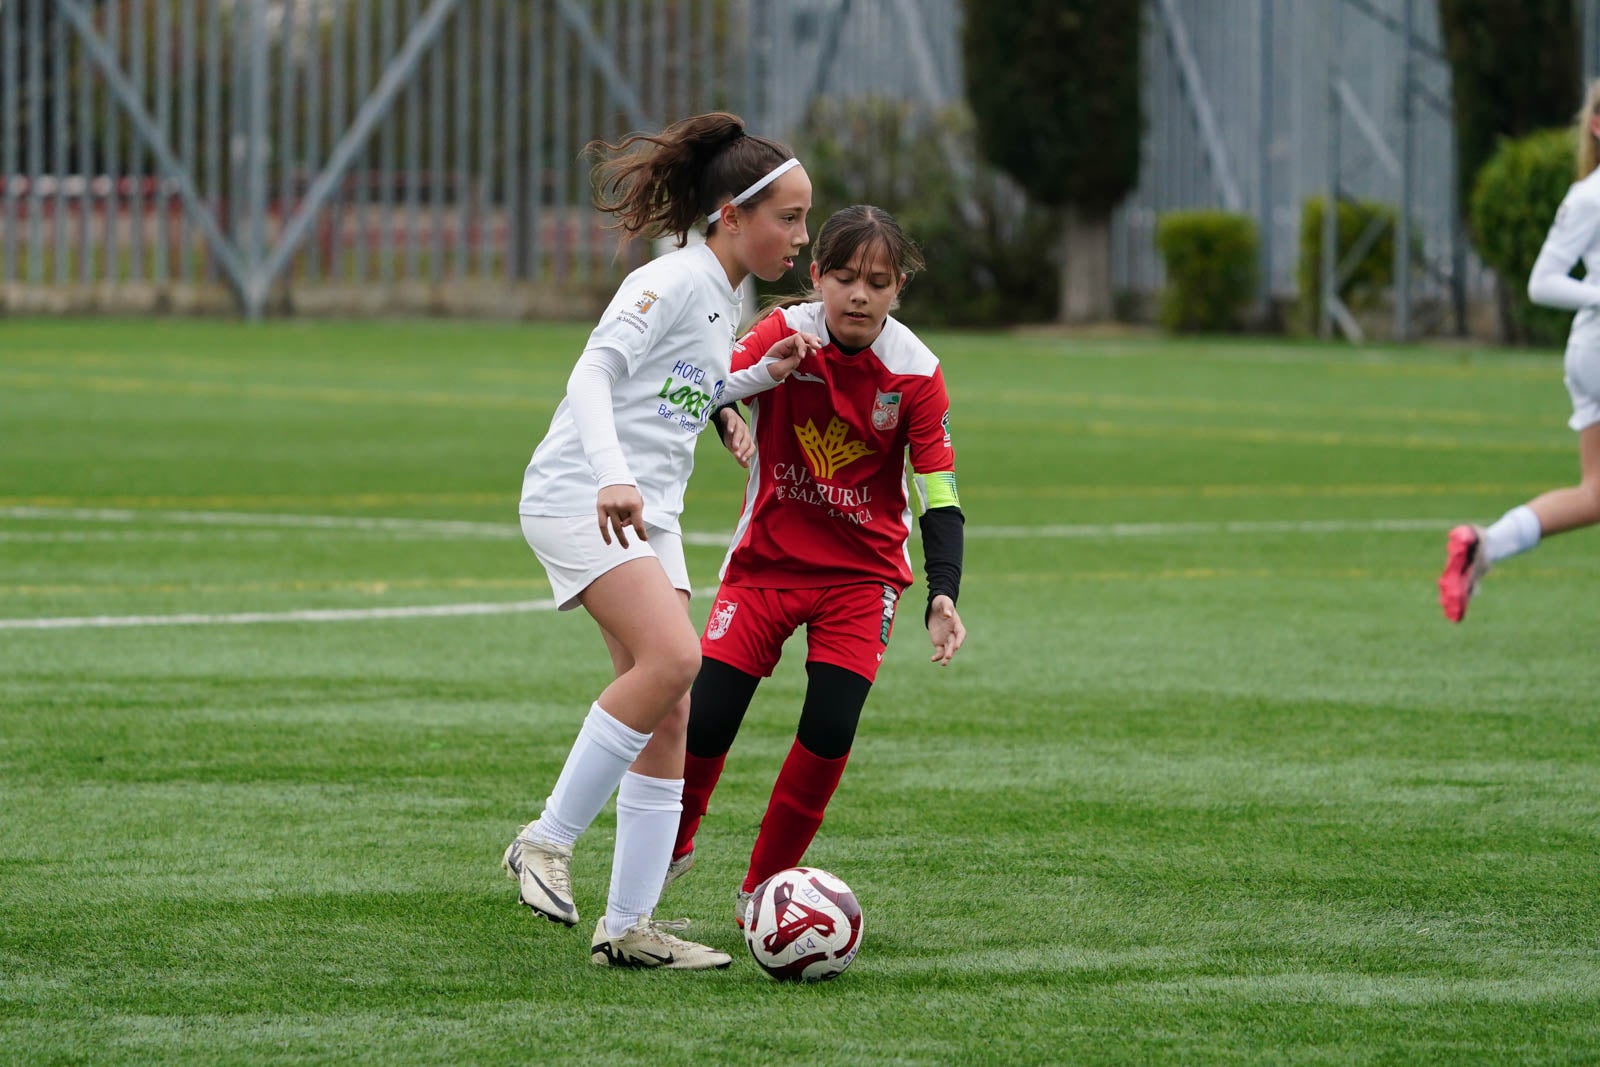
left=705, top=157, right=801, bottom=227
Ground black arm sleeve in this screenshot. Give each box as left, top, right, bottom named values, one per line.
left=919, top=505, right=964, bottom=625
left=710, top=401, right=744, bottom=445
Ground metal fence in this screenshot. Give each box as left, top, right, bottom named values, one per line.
left=1116, top=0, right=1469, bottom=328
left=1, top=0, right=1595, bottom=325
left=1121, top=0, right=1600, bottom=337
left=0, top=0, right=959, bottom=317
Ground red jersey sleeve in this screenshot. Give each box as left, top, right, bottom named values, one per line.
left=907, top=366, right=956, bottom=474
left=730, top=308, right=795, bottom=373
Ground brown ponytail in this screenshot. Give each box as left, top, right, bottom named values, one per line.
left=588, top=112, right=794, bottom=247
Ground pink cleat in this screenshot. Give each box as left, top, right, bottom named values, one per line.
left=1438, top=524, right=1488, bottom=622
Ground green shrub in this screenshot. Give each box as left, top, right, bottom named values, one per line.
left=1154, top=211, right=1258, bottom=333
left=1470, top=126, right=1577, bottom=346
left=1296, top=197, right=1400, bottom=332
left=784, top=97, right=1059, bottom=328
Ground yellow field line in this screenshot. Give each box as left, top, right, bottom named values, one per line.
left=981, top=388, right=1549, bottom=428
left=5, top=349, right=562, bottom=386
left=0, top=492, right=512, bottom=510
left=3, top=575, right=543, bottom=597
left=954, top=417, right=1572, bottom=453
left=0, top=370, right=552, bottom=412
left=961, top=482, right=1554, bottom=501
left=983, top=564, right=1591, bottom=583
left=0, top=483, right=1558, bottom=511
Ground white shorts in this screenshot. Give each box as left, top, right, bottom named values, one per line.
left=1564, top=343, right=1600, bottom=431
left=520, top=513, right=689, bottom=611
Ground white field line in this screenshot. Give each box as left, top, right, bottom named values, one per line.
left=0, top=506, right=1458, bottom=546
left=947, top=517, right=1451, bottom=540
left=0, top=598, right=559, bottom=630
left=0, top=511, right=1454, bottom=631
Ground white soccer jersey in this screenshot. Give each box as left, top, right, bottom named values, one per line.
left=520, top=242, right=744, bottom=532
left=1529, top=166, right=1600, bottom=350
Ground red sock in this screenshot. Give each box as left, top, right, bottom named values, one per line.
left=742, top=740, right=850, bottom=892
left=674, top=751, right=727, bottom=861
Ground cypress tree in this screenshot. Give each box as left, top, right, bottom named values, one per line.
left=1438, top=0, right=1578, bottom=220
left=962, top=0, right=1144, bottom=321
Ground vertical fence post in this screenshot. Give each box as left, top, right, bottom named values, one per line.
left=1, top=0, right=16, bottom=283
left=1257, top=0, right=1274, bottom=316
left=1321, top=4, right=1340, bottom=340
left=1394, top=0, right=1414, bottom=341
left=243, top=0, right=269, bottom=317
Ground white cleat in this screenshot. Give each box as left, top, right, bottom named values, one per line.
left=503, top=828, right=579, bottom=927
left=661, top=848, right=695, bottom=893
left=589, top=916, right=732, bottom=970
left=734, top=888, right=753, bottom=929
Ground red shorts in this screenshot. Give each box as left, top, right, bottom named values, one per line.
left=699, top=581, right=902, bottom=683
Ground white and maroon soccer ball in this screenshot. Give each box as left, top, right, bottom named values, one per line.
left=742, top=867, right=863, bottom=981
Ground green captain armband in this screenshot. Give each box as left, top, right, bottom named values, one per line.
left=913, top=470, right=961, bottom=513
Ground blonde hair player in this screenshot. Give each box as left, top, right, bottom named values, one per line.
left=505, top=112, right=820, bottom=968
left=1439, top=80, right=1600, bottom=621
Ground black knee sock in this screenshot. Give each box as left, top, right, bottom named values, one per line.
left=686, top=656, right=762, bottom=759
left=795, top=662, right=873, bottom=760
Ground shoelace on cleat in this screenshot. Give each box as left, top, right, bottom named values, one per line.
left=642, top=917, right=702, bottom=952
left=515, top=837, right=573, bottom=895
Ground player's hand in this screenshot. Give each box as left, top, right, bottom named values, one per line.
left=596, top=484, right=647, bottom=548
left=763, top=330, right=823, bottom=382
left=719, top=407, right=754, bottom=467
left=927, top=595, right=965, bottom=666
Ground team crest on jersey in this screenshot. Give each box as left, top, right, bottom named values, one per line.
left=871, top=391, right=902, bottom=431
left=794, top=417, right=874, bottom=480
left=706, top=598, right=738, bottom=640
left=635, top=290, right=660, bottom=314
left=941, top=409, right=952, bottom=445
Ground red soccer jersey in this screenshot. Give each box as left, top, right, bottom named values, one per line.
left=718, top=303, right=956, bottom=591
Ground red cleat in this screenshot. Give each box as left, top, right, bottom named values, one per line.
left=1438, top=524, right=1488, bottom=622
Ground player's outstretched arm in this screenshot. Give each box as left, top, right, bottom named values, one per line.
left=720, top=327, right=824, bottom=403
left=927, top=595, right=965, bottom=666
left=760, top=330, right=823, bottom=382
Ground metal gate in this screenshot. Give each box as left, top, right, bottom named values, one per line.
left=0, top=0, right=962, bottom=318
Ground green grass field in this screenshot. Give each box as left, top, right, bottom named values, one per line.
left=3, top=318, right=1598, bottom=1065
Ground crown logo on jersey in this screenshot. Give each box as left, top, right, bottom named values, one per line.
left=635, top=290, right=659, bottom=314
left=794, top=417, right=874, bottom=480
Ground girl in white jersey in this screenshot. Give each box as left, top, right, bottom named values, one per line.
left=1440, top=81, right=1600, bottom=622
left=504, top=112, right=820, bottom=969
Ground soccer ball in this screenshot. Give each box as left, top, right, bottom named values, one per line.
left=742, top=867, right=863, bottom=981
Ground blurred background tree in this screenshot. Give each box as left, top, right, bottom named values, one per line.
left=961, top=0, right=1144, bottom=324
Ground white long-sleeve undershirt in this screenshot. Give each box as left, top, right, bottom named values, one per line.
left=1528, top=191, right=1600, bottom=310
left=721, top=352, right=790, bottom=404
left=565, top=345, right=635, bottom=489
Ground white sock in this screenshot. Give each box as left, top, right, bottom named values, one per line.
left=527, top=704, right=651, bottom=849
left=603, top=772, right=684, bottom=937
left=1481, top=505, right=1541, bottom=564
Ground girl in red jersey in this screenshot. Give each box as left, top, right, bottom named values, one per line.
left=665, top=205, right=967, bottom=922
